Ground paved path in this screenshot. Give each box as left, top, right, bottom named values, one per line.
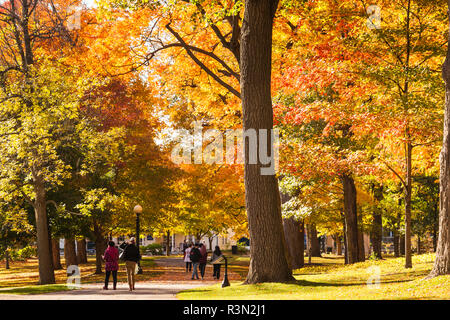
left=0, top=256, right=242, bottom=300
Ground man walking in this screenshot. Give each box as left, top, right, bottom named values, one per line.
left=199, top=243, right=208, bottom=280
left=190, top=243, right=201, bottom=280
left=123, top=237, right=141, bottom=291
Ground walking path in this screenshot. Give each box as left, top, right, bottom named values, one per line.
left=0, top=256, right=243, bottom=300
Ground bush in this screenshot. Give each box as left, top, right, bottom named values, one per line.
left=141, top=243, right=164, bottom=255
left=0, top=246, right=37, bottom=261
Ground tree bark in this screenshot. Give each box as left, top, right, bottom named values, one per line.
left=93, top=222, right=106, bottom=274
left=33, top=178, right=55, bottom=284
left=343, top=218, right=348, bottom=264
left=400, top=234, right=406, bottom=256
left=370, top=184, right=383, bottom=259
left=394, top=232, right=400, bottom=257
left=417, top=235, right=421, bottom=255
left=5, top=247, right=9, bottom=270
left=52, top=238, right=62, bottom=270
left=430, top=2, right=450, bottom=276
left=76, top=239, right=88, bottom=264
left=306, top=224, right=321, bottom=257
left=342, top=174, right=361, bottom=263
left=240, top=0, right=293, bottom=283
left=337, top=236, right=342, bottom=255
left=358, top=228, right=365, bottom=262
left=166, top=230, right=171, bottom=256
left=405, top=142, right=413, bottom=268
left=64, top=238, right=77, bottom=267
left=283, top=217, right=304, bottom=269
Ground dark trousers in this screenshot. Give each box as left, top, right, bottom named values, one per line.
left=213, top=264, right=221, bottom=279
left=105, top=270, right=118, bottom=288
left=199, top=263, right=206, bottom=278
left=186, top=262, right=192, bottom=272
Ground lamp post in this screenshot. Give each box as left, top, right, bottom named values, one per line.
left=134, top=204, right=143, bottom=275
left=222, top=255, right=230, bottom=288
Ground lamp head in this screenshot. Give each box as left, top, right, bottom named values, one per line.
left=133, top=204, right=143, bottom=214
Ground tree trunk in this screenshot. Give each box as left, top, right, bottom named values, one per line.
left=240, top=0, right=293, bottom=283
left=33, top=178, right=55, bottom=284
left=394, top=233, right=400, bottom=257
left=342, top=174, right=361, bottom=263
left=283, top=217, right=304, bottom=269
left=64, top=238, right=77, bottom=267
left=430, top=4, right=450, bottom=275
left=370, top=184, right=383, bottom=259
left=166, top=230, right=171, bottom=256
left=400, top=234, right=406, bottom=256
left=52, top=238, right=62, bottom=270
left=93, top=222, right=106, bottom=274
left=405, top=142, right=413, bottom=268
left=76, top=239, right=88, bottom=264
left=337, top=236, right=342, bottom=255
left=358, top=228, right=365, bottom=262
left=5, top=247, right=9, bottom=270
left=343, top=219, right=348, bottom=264
left=417, top=235, right=421, bottom=255
left=306, top=224, right=321, bottom=257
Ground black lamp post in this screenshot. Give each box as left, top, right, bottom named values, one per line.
left=222, top=255, right=230, bottom=288
left=134, top=204, right=143, bottom=275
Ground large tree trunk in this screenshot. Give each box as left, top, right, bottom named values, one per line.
left=52, top=238, right=62, bottom=270
left=343, top=218, right=348, bottom=264
left=283, top=217, right=304, bottom=269
left=93, top=222, right=106, bottom=274
left=430, top=4, right=450, bottom=275
left=240, top=0, right=293, bottom=283
left=64, top=238, right=77, bottom=267
left=33, top=178, right=55, bottom=284
left=76, top=239, right=88, bottom=264
left=306, top=224, right=321, bottom=257
left=342, top=174, right=361, bottom=263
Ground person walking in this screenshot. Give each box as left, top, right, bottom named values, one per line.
left=199, top=243, right=208, bottom=280
left=190, top=243, right=201, bottom=280
left=123, top=237, right=141, bottom=291
left=102, top=241, right=119, bottom=290
left=211, top=245, right=222, bottom=280
left=184, top=243, right=193, bottom=272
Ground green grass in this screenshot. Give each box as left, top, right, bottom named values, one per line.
left=177, top=253, right=450, bottom=300
left=0, top=284, right=73, bottom=295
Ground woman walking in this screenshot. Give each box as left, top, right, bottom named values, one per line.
left=211, top=246, right=222, bottom=280
left=103, top=241, right=119, bottom=290
left=184, top=243, right=192, bottom=272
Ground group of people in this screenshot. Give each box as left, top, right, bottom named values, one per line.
left=102, top=237, right=141, bottom=292
left=183, top=243, right=222, bottom=280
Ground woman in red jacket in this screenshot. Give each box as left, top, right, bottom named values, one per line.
left=103, top=241, right=119, bottom=290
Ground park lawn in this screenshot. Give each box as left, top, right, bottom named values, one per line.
left=0, top=256, right=162, bottom=290
left=0, top=284, right=73, bottom=295
left=177, top=253, right=450, bottom=300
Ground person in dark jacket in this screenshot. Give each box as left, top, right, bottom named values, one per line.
left=211, top=246, right=222, bottom=280
left=123, top=237, right=141, bottom=291
left=199, top=243, right=208, bottom=280
left=190, top=243, right=201, bottom=280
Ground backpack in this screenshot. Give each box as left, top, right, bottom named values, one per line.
left=190, top=248, right=200, bottom=262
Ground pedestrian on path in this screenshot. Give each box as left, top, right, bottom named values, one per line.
left=211, top=246, right=222, bottom=280
left=190, top=243, right=201, bottom=280
left=102, top=241, right=119, bottom=290
left=122, top=237, right=141, bottom=291
left=199, top=243, right=208, bottom=280
left=184, top=243, right=193, bottom=272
